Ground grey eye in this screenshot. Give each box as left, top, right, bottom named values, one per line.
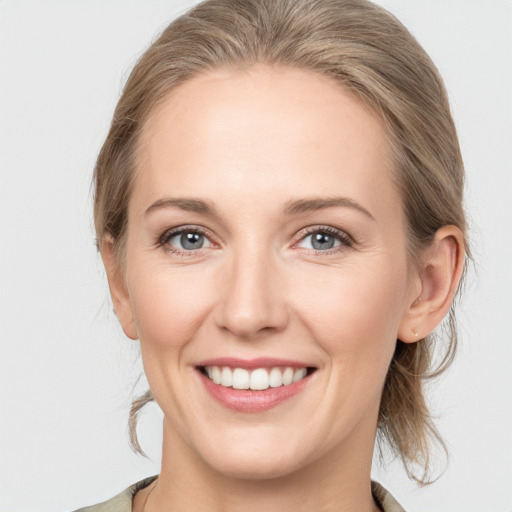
left=296, top=229, right=348, bottom=252
left=170, top=231, right=209, bottom=250
left=312, top=232, right=336, bottom=250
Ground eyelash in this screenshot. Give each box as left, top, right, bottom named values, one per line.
left=157, top=225, right=215, bottom=257
left=157, top=225, right=354, bottom=257
left=296, top=225, right=354, bottom=255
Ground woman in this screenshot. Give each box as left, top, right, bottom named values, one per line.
left=76, top=0, right=467, bottom=510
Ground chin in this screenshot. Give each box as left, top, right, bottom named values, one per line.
left=193, top=427, right=317, bottom=481
left=207, top=452, right=305, bottom=481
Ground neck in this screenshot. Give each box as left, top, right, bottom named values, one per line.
left=143, top=416, right=380, bottom=512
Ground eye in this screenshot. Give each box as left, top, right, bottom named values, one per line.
left=296, top=227, right=352, bottom=253
left=159, top=226, right=214, bottom=254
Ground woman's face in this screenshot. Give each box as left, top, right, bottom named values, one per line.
left=117, top=66, right=420, bottom=479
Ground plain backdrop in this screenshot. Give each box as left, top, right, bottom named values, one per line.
left=1, top=1, right=511, bottom=511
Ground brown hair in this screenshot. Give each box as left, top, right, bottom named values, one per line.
left=94, top=0, right=469, bottom=483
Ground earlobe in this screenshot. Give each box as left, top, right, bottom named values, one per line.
left=398, top=225, right=465, bottom=344
left=100, top=236, right=139, bottom=340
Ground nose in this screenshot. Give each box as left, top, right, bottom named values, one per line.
left=214, top=246, right=289, bottom=339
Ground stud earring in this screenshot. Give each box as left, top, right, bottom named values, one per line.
left=412, top=328, right=420, bottom=338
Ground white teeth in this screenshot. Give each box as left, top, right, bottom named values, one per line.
left=269, top=367, right=283, bottom=388
left=220, top=367, right=233, bottom=387
left=232, top=368, right=250, bottom=389
left=250, top=368, right=269, bottom=390
left=282, top=367, right=294, bottom=386
left=204, top=365, right=309, bottom=390
left=293, top=368, right=307, bottom=382
left=212, top=366, right=221, bottom=384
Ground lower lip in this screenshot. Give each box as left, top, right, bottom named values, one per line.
left=197, top=369, right=312, bottom=413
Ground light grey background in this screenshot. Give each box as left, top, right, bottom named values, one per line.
left=1, top=1, right=511, bottom=511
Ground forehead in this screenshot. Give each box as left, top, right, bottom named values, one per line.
left=134, top=65, right=398, bottom=219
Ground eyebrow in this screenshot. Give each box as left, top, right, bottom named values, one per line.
left=145, top=196, right=375, bottom=221
left=283, top=197, right=375, bottom=220
left=145, top=197, right=217, bottom=217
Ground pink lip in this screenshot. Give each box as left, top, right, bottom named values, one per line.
left=195, top=365, right=314, bottom=413
left=196, top=357, right=311, bottom=369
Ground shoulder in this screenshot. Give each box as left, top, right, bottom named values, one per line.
left=372, top=481, right=407, bottom=512
left=72, top=476, right=158, bottom=512
left=72, top=476, right=402, bottom=512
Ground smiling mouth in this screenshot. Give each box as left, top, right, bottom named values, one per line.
left=198, top=365, right=316, bottom=391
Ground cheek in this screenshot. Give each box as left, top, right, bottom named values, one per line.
left=292, top=259, right=407, bottom=374
left=287, top=261, right=408, bottom=439
left=125, top=259, right=219, bottom=423
left=127, top=259, right=216, bottom=352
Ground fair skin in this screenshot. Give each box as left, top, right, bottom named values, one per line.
left=102, top=66, right=464, bottom=512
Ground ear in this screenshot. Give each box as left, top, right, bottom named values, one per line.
left=398, top=225, right=465, bottom=343
left=100, top=236, right=139, bottom=340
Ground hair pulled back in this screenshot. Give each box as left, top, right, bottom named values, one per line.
left=94, top=0, right=469, bottom=483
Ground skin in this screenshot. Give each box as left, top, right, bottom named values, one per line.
left=103, top=65, right=465, bottom=512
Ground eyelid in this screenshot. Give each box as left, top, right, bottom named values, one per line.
left=156, top=224, right=354, bottom=256
left=293, top=225, right=354, bottom=253
left=157, top=224, right=219, bottom=255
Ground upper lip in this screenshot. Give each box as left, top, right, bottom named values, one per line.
left=195, top=357, right=315, bottom=369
